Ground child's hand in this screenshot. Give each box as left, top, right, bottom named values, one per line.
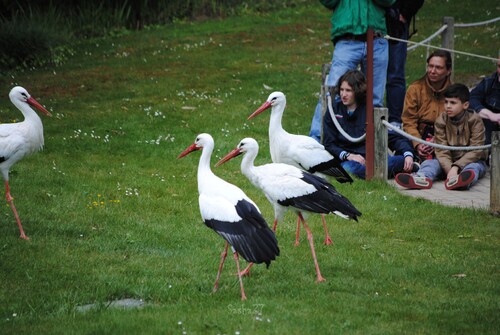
left=447, top=166, right=460, bottom=179
left=403, top=156, right=414, bottom=172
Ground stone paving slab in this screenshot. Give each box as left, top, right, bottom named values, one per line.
left=388, top=170, right=491, bottom=210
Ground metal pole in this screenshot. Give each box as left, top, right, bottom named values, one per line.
left=365, top=28, right=374, bottom=179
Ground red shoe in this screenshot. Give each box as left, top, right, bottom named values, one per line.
left=395, top=173, right=433, bottom=190
left=445, top=170, right=476, bottom=190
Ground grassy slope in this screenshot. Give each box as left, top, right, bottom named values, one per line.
left=0, top=1, right=498, bottom=334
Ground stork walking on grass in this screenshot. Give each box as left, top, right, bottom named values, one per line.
left=248, top=91, right=353, bottom=245
left=1, top=86, right=52, bottom=240
left=217, top=137, right=361, bottom=283
left=178, top=133, right=279, bottom=300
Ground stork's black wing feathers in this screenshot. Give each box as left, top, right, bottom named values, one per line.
left=204, top=199, right=279, bottom=267
left=307, top=159, right=354, bottom=184
left=278, top=172, right=361, bottom=220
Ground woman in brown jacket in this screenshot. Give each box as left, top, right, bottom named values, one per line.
left=402, top=50, right=452, bottom=161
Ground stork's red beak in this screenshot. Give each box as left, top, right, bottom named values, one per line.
left=177, top=143, right=200, bottom=159
left=27, top=97, right=52, bottom=117
left=215, top=148, right=242, bottom=167
left=247, top=101, right=272, bottom=120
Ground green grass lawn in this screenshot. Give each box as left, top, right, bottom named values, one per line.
left=0, top=1, right=499, bottom=334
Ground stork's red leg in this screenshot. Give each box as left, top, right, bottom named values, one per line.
left=213, top=242, right=229, bottom=293
left=298, top=212, right=326, bottom=283
left=240, top=262, right=254, bottom=277
left=321, top=214, right=333, bottom=245
left=294, top=216, right=301, bottom=246
left=5, top=181, right=29, bottom=240
left=272, top=218, right=278, bottom=231
left=233, top=251, right=247, bottom=301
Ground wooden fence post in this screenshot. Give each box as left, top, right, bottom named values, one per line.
left=491, top=131, right=500, bottom=215
left=442, top=16, right=455, bottom=81
left=373, top=108, right=388, bottom=181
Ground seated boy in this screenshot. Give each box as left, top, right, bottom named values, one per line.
left=395, top=83, right=489, bottom=190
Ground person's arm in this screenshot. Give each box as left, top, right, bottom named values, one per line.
left=469, top=76, right=500, bottom=125
left=388, top=132, right=415, bottom=172
left=453, top=115, right=488, bottom=169
left=434, top=114, right=454, bottom=174
left=402, top=84, right=423, bottom=148
left=322, top=107, right=346, bottom=159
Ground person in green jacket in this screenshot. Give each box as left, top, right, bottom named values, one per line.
left=309, top=0, right=395, bottom=142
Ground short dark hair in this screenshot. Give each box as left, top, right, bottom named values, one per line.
left=427, top=49, right=452, bottom=70
left=336, top=70, right=367, bottom=105
left=444, top=83, right=470, bottom=103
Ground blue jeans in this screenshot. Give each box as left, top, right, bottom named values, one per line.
left=341, top=154, right=406, bottom=179
left=418, top=159, right=488, bottom=187
left=309, top=38, right=389, bottom=141
left=386, top=24, right=409, bottom=124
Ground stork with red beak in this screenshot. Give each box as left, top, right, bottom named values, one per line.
left=248, top=91, right=353, bottom=245
left=1, top=86, right=52, bottom=240
left=178, top=133, right=279, bottom=300
left=217, top=137, right=361, bottom=283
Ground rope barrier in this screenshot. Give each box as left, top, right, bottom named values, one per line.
left=402, top=16, right=499, bottom=54
left=386, top=35, right=499, bottom=62
left=382, top=120, right=491, bottom=151
left=406, top=25, right=447, bottom=51
left=455, top=16, right=500, bottom=28
left=327, top=95, right=366, bottom=143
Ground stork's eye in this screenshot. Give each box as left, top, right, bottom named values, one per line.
left=21, top=93, right=28, bottom=98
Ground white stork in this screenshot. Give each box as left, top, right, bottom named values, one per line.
left=248, top=91, right=353, bottom=245
left=1, top=86, right=52, bottom=240
left=217, top=138, right=361, bottom=283
left=177, top=133, right=279, bottom=300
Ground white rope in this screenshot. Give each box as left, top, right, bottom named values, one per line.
left=406, top=24, right=448, bottom=51
left=455, top=16, right=500, bottom=28
left=403, top=16, right=500, bottom=52
left=386, top=34, right=499, bottom=62
left=383, top=120, right=491, bottom=151
left=327, top=95, right=366, bottom=143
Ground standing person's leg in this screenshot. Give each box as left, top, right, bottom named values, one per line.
left=361, top=38, right=389, bottom=107
left=386, top=25, right=409, bottom=126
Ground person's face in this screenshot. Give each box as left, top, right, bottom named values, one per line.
left=444, top=97, right=468, bottom=118
left=340, top=81, right=356, bottom=108
left=426, top=56, right=451, bottom=83
left=496, top=58, right=500, bottom=78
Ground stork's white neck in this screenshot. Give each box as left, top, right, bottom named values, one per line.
left=240, top=149, right=258, bottom=184
left=269, top=103, right=287, bottom=138
left=197, top=144, right=216, bottom=193
left=12, top=99, right=41, bottom=123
